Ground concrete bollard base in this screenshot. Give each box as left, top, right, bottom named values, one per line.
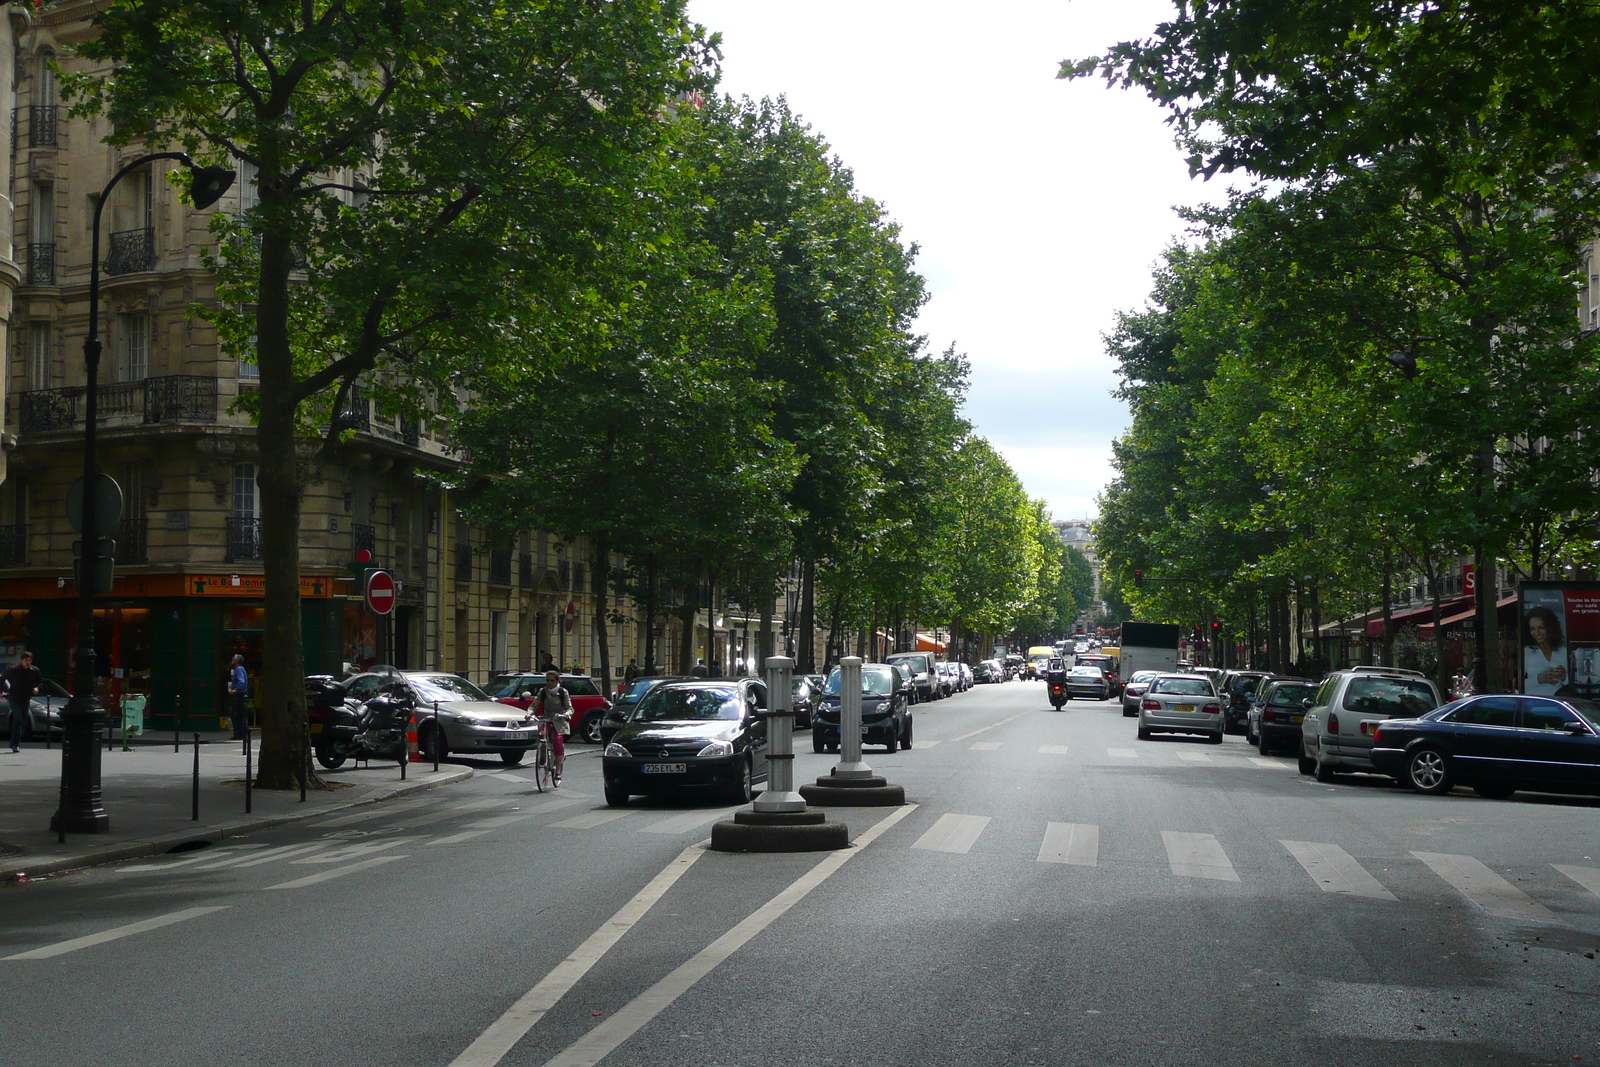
left=709, top=808, right=849, bottom=852
left=799, top=773, right=906, bottom=807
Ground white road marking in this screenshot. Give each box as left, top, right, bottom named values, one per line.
left=491, top=772, right=533, bottom=783
left=1162, top=831, right=1240, bottom=882
left=291, top=837, right=416, bottom=864
left=468, top=813, right=540, bottom=829
left=1411, top=852, right=1559, bottom=923
left=315, top=798, right=435, bottom=827
left=230, top=842, right=333, bottom=868
left=1177, top=752, right=1211, bottom=763
left=193, top=842, right=328, bottom=870
left=911, top=813, right=991, bottom=854
left=537, top=806, right=918, bottom=1067
left=448, top=842, right=709, bottom=1067
left=4, top=906, right=230, bottom=960
left=550, top=810, right=633, bottom=830
left=1107, top=748, right=1137, bottom=758
left=117, top=846, right=258, bottom=872
left=265, top=855, right=407, bottom=890
left=943, top=712, right=1030, bottom=745
left=403, top=798, right=514, bottom=827
left=1249, top=757, right=1291, bottom=770
left=969, top=741, right=1002, bottom=751
left=1553, top=865, right=1600, bottom=898
left=637, top=806, right=743, bottom=835
left=1037, top=744, right=1071, bottom=755
left=919, top=740, right=941, bottom=748
left=1281, top=841, right=1396, bottom=900
left=1038, top=822, right=1099, bottom=866
left=428, top=814, right=540, bottom=846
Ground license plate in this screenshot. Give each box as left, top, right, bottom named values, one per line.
left=1291, top=715, right=1303, bottom=724
left=641, top=763, right=685, bottom=774
left=503, top=730, right=530, bottom=740
left=1173, top=704, right=1194, bottom=712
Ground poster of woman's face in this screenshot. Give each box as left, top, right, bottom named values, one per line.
left=1522, top=595, right=1568, bottom=696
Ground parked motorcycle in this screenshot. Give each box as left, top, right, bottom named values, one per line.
left=307, top=676, right=413, bottom=769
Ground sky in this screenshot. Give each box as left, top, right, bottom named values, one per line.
left=686, top=0, right=1232, bottom=522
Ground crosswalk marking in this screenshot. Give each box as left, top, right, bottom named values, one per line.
left=1177, top=752, right=1211, bottom=763
left=316, top=798, right=435, bottom=827
left=1038, top=822, right=1098, bottom=866
left=1249, top=757, right=1291, bottom=770
left=1037, top=744, right=1070, bottom=755
left=491, top=771, right=534, bottom=783
left=194, top=842, right=327, bottom=870
left=1162, top=831, right=1239, bottom=881
left=911, top=813, right=990, bottom=854
left=969, top=741, right=1001, bottom=751
left=265, top=855, right=408, bottom=890
left=292, top=837, right=416, bottom=865
left=1281, top=841, right=1396, bottom=899
left=638, top=806, right=743, bottom=835
left=1411, top=852, right=1559, bottom=923
left=1107, top=748, right=1137, bottom=758
left=3, top=906, right=230, bottom=960
left=403, top=798, right=514, bottom=827
left=551, top=810, right=634, bottom=830
left=1553, top=865, right=1600, bottom=898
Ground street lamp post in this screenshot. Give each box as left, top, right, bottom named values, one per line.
left=52, top=153, right=234, bottom=834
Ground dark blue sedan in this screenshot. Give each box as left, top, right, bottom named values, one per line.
left=1370, top=694, right=1600, bottom=798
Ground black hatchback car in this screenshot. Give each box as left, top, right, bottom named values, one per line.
left=602, top=679, right=768, bottom=807
left=1370, top=694, right=1600, bottom=799
left=811, top=663, right=912, bottom=754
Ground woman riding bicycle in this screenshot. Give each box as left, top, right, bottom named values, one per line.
left=534, top=669, right=573, bottom=784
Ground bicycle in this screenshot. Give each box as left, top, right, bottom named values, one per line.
left=531, top=720, right=555, bottom=793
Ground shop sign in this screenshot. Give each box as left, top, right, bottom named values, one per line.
left=186, top=575, right=334, bottom=597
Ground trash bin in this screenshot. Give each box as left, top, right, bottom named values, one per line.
left=121, top=694, right=146, bottom=751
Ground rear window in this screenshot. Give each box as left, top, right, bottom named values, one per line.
left=1267, top=683, right=1317, bottom=707
left=1340, top=677, right=1437, bottom=717
left=565, top=677, right=600, bottom=696
left=1151, top=678, right=1213, bottom=696
left=621, top=678, right=660, bottom=700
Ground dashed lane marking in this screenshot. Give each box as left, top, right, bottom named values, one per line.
left=550, top=810, right=634, bottom=830
left=969, top=741, right=1002, bottom=751
left=911, top=813, right=990, bottom=854
left=1249, top=757, right=1291, bottom=769
left=1177, top=752, right=1211, bottom=763
left=637, top=806, right=743, bottom=835
left=1411, top=851, right=1559, bottom=924
left=1553, top=865, right=1600, bottom=899
left=1038, top=822, right=1098, bottom=866
left=1037, top=744, right=1070, bottom=755
left=291, top=837, right=416, bottom=865
left=264, top=855, right=407, bottom=890
left=315, top=798, right=435, bottom=827
left=1107, top=748, right=1137, bottom=758
left=1281, top=840, right=1396, bottom=900
left=1162, top=831, right=1240, bottom=882
left=3, top=907, right=230, bottom=960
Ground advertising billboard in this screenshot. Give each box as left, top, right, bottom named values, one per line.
left=1517, top=581, right=1600, bottom=699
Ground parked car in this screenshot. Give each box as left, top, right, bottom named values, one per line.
left=0, top=676, right=70, bottom=740
left=974, top=659, right=1004, bottom=684
left=598, top=675, right=686, bottom=745
left=790, top=675, right=820, bottom=730
left=1371, top=694, right=1600, bottom=798
left=812, top=662, right=913, bottom=754
left=1004, top=654, right=1024, bottom=679
left=493, top=673, right=612, bottom=744
left=1298, top=667, right=1441, bottom=781
left=1119, top=669, right=1163, bottom=717
left=1137, top=673, right=1224, bottom=743
left=956, top=662, right=973, bottom=691
left=886, top=651, right=939, bottom=703
left=1065, top=665, right=1111, bottom=701
left=1249, top=678, right=1319, bottom=754
left=340, top=670, right=542, bottom=764
left=601, top=679, right=769, bottom=806
left=1219, top=670, right=1273, bottom=735
left=934, top=660, right=958, bottom=697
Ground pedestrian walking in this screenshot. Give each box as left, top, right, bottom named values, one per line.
left=533, top=669, right=573, bottom=784
left=691, top=659, right=708, bottom=678
left=227, top=653, right=249, bottom=741
left=623, top=658, right=639, bottom=686
left=708, top=659, right=723, bottom=678
left=3, top=650, right=41, bottom=751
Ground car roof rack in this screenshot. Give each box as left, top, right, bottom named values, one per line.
left=1349, top=665, right=1426, bottom=678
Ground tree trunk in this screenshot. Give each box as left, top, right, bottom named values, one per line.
left=1380, top=551, right=1395, bottom=668
left=1293, top=579, right=1305, bottom=670
left=799, top=557, right=816, bottom=671
left=1310, top=583, right=1323, bottom=673
left=642, top=556, right=657, bottom=672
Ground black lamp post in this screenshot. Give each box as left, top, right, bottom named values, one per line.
left=52, top=153, right=234, bottom=834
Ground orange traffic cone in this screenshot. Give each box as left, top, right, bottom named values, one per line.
left=407, top=710, right=423, bottom=762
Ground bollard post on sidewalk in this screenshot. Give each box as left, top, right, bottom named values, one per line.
left=300, top=714, right=309, bottom=803
left=191, top=733, right=200, bottom=822
left=432, top=701, right=440, bottom=773
left=174, top=693, right=182, bottom=753
left=800, top=654, right=905, bottom=808
left=244, top=726, right=252, bottom=815
left=753, top=657, right=804, bottom=813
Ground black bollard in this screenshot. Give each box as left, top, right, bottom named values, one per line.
left=299, top=716, right=309, bottom=803
left=57, top=774, right=66, bottom=844
left=433, top=702, right=440, bottom=773
left=191, top=733, right=201, bottom=822
left=174, top=693, right=182, bottom=753
left=244, top=727, right=252, bottom=815
left=398, top=714, right=407, bottom=782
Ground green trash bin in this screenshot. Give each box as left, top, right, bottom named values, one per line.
left=121, top=694, right=146, bottom=750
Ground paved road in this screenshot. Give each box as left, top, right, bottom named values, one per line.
left=2, top=680, right=1596, bottom=1066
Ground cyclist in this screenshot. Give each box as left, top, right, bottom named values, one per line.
left=533, top=668, right=573, bottom=784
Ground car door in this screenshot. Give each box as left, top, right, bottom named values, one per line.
left=1440, top=696, right=1520, bottom=781
left=1517, top=698, right=1600, bottom=789
left=745, top=682, right=768, bottom=777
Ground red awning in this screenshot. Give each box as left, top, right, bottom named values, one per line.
left=1366, top=602, right=1449, bottom=637
left=1422, top=593, right=1520, bottom=632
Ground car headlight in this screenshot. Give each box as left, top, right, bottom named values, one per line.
left=456, top=716, right=481, bottom=727
left=696, top=740, right=733, bottom=758
left=604, top=743, right=631, bottom=757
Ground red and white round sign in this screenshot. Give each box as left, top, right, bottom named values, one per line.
left=564, top=600, right=577, bottom=633
left=366, top=570, right=397, bottom=615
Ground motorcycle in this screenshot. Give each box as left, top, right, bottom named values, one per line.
left=1047, top=675, right=1069, bottom=710
left=307, top=676, right=414, bottom=769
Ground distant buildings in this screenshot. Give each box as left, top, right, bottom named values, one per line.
left=1052, top=518, right=1101, bottom=613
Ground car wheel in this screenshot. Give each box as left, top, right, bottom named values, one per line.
left=1137, top=726, right=1151, bottom=741
left=315, top=744, right=348, bottom=770
left=732, top=756, right=756, bottom=803
left=902, top=719, right=913, bottom=750
left=884, top=729, right=898, bottom=755
left=604, top=782, right=629, bottom=807
left=422, top=724, right=448, bottom=762
left=1122, top=705, right=1136, bottom=718
left=1405, top=747, right=1453, bottom=795
left=812, top=732, right=826, bottom=754
left=579, top=713, right=603, bottom=745
left=1473, top=782, right=1515, bottom=800
left=500, top=749, right=525, bottom=766
left=1298, top=744, right=1316, bottom=776
left=1256, top=731, right=1270, bottom=755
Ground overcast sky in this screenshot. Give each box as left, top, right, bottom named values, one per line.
left=687, top=0, right=1230, bottom=522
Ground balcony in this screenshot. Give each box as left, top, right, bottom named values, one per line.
left=104, top=227, right=156, bottom=275
left=145, top=375, right=218, bottom=422
left=13, top=105, right=57, bottom=148
left=454, top=542, right=473, bottom=583
left=0, top=525, right=27, bottom=566
left=114, top=515, right=148, bottom=565
left=18, top=388, right=76, bottom=432
left=16, top=376, right=219, bottom=434
left=225, top=516, right=262, bottom=562
left=25, top=243, right=54, bottom=285
left=336, top=384, right=370, bottom=432
left=489, top=546, right=513, bottom=587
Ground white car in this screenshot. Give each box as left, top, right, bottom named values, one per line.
left=1137, top=673, right=1224, bottom=743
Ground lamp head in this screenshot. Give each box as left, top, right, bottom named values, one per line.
left=187, top=164, right=237, bottom=210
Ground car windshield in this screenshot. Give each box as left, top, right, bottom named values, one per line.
left=886, top=656, right=924, bottom=673
left=1151, top=677, right=1212, bottom=696
left=1341, top=677, right=1437, bottom=717
left=634, top=686, right=742, bottom=722
left=1268, top=683, right=1318, bottom=706
left=621, top=678, right=660, bottom=700
left=1232, top=676, right=1264, bottom=694
left=410, top=675, right=492, bottom=703
left=823, top=668, right=897, bottom=697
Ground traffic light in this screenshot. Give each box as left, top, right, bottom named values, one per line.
left=1134, top=570, right=1143, bottom=587
left=1211, top=621, right=1220, bottom=635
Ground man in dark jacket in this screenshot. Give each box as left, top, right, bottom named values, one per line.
left=4, top=650, right=41, bottom=751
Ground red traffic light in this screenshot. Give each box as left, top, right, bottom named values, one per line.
left=355, top=548, right=373, bottom=564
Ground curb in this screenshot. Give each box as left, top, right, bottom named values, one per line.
left=1, top=766, right=474, bottom=884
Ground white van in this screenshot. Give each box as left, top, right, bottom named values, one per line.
left=886, top=651, right=938, bottom=702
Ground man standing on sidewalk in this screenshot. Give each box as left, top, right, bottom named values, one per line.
left=228, top=654, right=248, bottom=741
left=4, top=650, right=40, bottom=751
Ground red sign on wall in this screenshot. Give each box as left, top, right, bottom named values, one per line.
left=1463, top=564, right=1476, bottom=596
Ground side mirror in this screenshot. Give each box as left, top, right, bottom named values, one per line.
left=1301, top=698, right=1315, bottom=709
left=1563, top=721, right=1591, bottom=735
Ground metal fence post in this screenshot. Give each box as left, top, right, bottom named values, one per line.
left=300, top=714, right=309, bottom=803
left=174, top=693, right=182, bottom=753
left=432, top=701, right=440, bottom=773
left=191, top=733, right=200, bottom=821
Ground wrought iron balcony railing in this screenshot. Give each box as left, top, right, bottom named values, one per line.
left=19, top=388, right=77, bottom=432
left=337, top=384, right=370, bottom=432
left=0, top=525, right=28, bottom=566
left=114, top=515, right=148, bottom=565
left=27, top=104, right=56, bottom=147
left=225, top=516, right=263, bottom=562
left=145, top=375, right=217, bottom=422
left=352, top=523, right=376, bottom=557
left=25, top=243, right=54, bottom=285
left=104, top=227, right=156, bottom=275
left=401, top=417, right=421, bottom=447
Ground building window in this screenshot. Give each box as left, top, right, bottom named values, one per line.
left=29, top=323, right=50, bottom=390
left=237, top=158, right=259, bottom=215
left=118, top=312, right=150, bottom=381
left=32, top=181, right=54, bottom=244
left=232, top=462, right=258, bottom=518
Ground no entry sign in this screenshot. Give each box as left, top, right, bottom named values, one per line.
left=564, top=600, right=577, bottom=633
left=366, top=569, right=396, bottom=615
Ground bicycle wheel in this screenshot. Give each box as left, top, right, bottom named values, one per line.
left=532, top=741, right=551, bottom=792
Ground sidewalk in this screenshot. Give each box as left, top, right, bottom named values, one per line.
left=0, top=733, right=473, bottom=883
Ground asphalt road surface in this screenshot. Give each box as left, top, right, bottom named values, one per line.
left=2, top=679, right=1597, bottom=1067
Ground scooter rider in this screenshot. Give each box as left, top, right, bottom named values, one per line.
left=1045, top=657, right=1070, bottom=705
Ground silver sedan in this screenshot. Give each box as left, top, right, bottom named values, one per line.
left=1136, top=673, right=1224, bottom=744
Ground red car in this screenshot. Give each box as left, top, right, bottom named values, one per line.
left=493, top=673, right=612, bottom=744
